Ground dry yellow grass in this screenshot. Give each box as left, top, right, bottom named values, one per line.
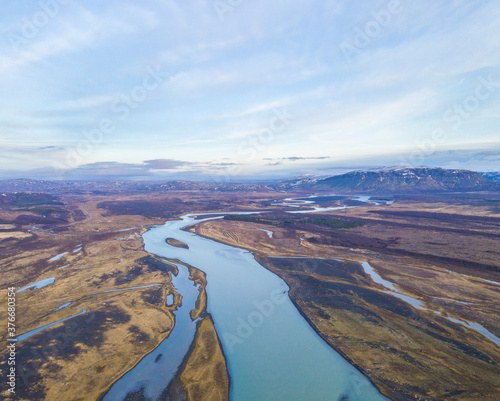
left=180, top=316, right=229, bottom=401
left=0, top=192, right=237, bottom=400
left=0, top=231, right=32, bottom=239
left=0, top=197, right=177, bottom=400
left=188, top=266, right=207, bottom=321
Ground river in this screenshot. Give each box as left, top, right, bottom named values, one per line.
left=107, top=212, right=388, bottom=401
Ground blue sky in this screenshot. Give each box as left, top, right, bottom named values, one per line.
left=0, top=0, right=499, bottom=180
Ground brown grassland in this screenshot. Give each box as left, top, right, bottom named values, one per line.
left=0, top=191, right=246, bottom=400
left=193, top=194, right=500, bottom=401
left=0, top=190, right=499, bottom=400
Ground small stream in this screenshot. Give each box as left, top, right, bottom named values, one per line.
left=358, top=260, right=500, bottom=348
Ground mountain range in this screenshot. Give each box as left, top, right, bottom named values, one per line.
left=0, top=168, right=499, bottom=194
left=281, top=167, right=500, bottom=193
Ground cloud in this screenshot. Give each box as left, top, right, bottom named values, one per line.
left=143, top=159, right=191, bottom=170
left=0, top=158, right=245, bottom=180
left=264, top=156, right=331, bottom=163
left=282, top=156, right=330, bottom=161
left=39, top=146, right=65, bottom=151
left=71, top=161, right=152, bottom=177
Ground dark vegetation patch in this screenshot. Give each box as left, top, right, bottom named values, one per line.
left=94, top=265, right=145, bottom=286
left=12, top=305, right=130, bottom=400
left=395, top=192, right=500, bottom=205
left=265, top=257, right=367, bottom=284
left=0, top=234, right=50, bottom=260
left=72, top=207, right=87, bottom=222
left=114, top=265, right=144, bottom=286
left=141, top=287, right=164, bottom=306
left=13, top=214, right=65, bottom=225
left=369, top=209, right=500, bottom=225
left=97, top=197, right=229, bottom=218
left=296, top=195, right=348, bottom=202
left=94, top=270, right=122, bottom=285
left=137, top=255, right=177, bottom=275
left=162, top=374, right=188, bottom=401
left=411, top=325, right=495, bottom=365
left=367, top=343, right=425, bottom=367
left=259, top=199, right=278, bottom=207
left=45, top=362, right=63, bottom=373
left=394, top=193, right=500, bottom=214
left=13, top=359, right=47, bottom=400
left=261, top=258, right=383, bottom=324
left=122, top=386, right=149, bottom=401
left=369, top=197, right=394, bottom=202
left=0, top=192, right=74, bottom=227
left=441, top=389, right=469, bottom=398
left=296, top=276, right=381, bottom=324
left=307, top=303, right=331, bottom=320
left=25, top=305, right=131, bottom=360
left=24, top=206, right=66, bottom=216
left=225, top=213, right=365, bottom=230
left=343, top=199, right=369, bottom=206
left=10, top=193, right=64, bottom=207
left=50, top=226, right=70, bottom=233
left=305, top=230, right=392, bottom=249
left=300, top=275, right=416, bottom=319
left=98, top=200, right=179, bottom=219
left=128, top=325, right=151, bottom=342
left=0, top=349, right=47, bottom=400
left=298, top=217, right=365, bottom=229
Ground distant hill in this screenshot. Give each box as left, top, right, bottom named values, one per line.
left=0, top=178, right=273, bottom=193
left=285, top=168, right=500, bottom=193
left=481, top=172, right=500, bottom=183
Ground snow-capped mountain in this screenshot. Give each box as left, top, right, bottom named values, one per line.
left=287, top=167, right=500, bottom=193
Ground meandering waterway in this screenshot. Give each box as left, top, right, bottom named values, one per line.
left=118, top=212, right=388, bottom=401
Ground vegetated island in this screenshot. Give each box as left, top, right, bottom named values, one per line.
left=166, top=237, right=190, bottom=249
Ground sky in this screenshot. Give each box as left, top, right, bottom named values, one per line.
left=0, top=0, right=499, bottom=181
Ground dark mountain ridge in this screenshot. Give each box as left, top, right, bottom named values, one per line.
left=307, top=167, right=500, bottom=193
